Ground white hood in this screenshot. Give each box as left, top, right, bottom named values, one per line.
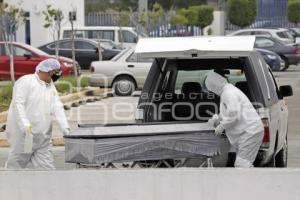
left=205, top=72, right=228, bottom=96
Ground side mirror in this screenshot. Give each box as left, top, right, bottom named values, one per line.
left=94, top=47, right=99, bottom=53
left=279, top=85, right=293, bottom=97
left=24, top=53, right=32, bottom=59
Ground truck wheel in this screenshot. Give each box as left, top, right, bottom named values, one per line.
left=275, top=138, right=288, bottom=167
left=280, top=57, right=289, bottom=71
left=113, top=76, right=135, bottom=96
left=265, top=155, right=276, bottom=167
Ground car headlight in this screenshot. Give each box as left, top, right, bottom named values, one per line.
left=267, top=55, right=277, bottom=60
left=63, top=62, right=74, bottom=68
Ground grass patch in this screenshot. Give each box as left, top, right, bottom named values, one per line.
left=0, top=84, right=13, bottom=112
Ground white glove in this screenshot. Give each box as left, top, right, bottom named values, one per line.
left=62, top=128, right=71, bottom=136
left=208, top=114, right=220, bottom=127
left=214, top=124, right=225, bottom=136
left=24, top=124, right=33, bottom=135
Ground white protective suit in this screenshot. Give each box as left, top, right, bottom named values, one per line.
left=205, top=72, right=264, bottom=168
left=5, top=59, right=70, bottom=169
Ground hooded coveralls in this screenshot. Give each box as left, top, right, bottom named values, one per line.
left=205, top=72, right=264, bottom=167
left=5, top=59, right=69, bottom=169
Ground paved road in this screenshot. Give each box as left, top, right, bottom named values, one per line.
left=1, top=65, right=300, bottom=169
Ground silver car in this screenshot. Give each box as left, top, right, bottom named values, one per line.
left=89, top=48, right=153, bottom=96
left=229, top=28, right=295, bottom=44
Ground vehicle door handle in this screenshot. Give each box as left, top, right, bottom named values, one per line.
left=128, top=65, right=135, bottom=68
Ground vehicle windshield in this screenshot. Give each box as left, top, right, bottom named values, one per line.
left=23, top=43, right=49, bottom=56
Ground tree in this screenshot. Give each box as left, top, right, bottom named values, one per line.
left=43, top=5, right=64, bottom=58
left=288, top=0, right=300, bottom=26
left=0, top=2, right=26, bottom=84
left=148, top=2, right=164, bottom=26
left=113, top=10, right=130, bottom=48
left=190, top=5, right=214, bottom=35
left=170, top=12, right=188, bottom=36
left=227, top=0, right=256, bottom=28
left=178, top=8, right=198, bottom=26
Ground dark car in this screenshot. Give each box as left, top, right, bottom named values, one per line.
left=256, top=48, right=284, bottom=71
left=254, top=36, right=300, bottom=71
left=38, top=38, right=121, bottom=70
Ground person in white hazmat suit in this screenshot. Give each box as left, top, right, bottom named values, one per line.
left=5, top=58, right=70, bottom=169
left=205, top=71, right=264, bottom=168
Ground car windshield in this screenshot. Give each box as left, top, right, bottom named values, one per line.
left=23, top=44, right=49, bottom=56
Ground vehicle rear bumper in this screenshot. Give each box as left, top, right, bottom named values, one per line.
left=285, top=54, right=300, bottom=65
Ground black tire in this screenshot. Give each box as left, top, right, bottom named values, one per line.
left=275, top=137, right=288, bottom=167
left=112, top=76, right=135, bottom=96
left=280, top=56, right=289, bottom=71
left=265, top=155, right=276, bottom=167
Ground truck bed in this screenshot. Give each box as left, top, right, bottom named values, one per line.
left=64, top=122, right=230, bottom=165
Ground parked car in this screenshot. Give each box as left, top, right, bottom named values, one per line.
left=229, top=28, right=295, bottom=44
left=254, top=36, right=300, bottom=70
left=89, top=47, right=153, bottom=96
left=0, top=42, right=78, bottom=81
left=61, top=26, right=147, bottom=48
left=135, top=36, right=293, bottom=167
left=288, top=28, right=300, bottom=44
left=256, top=48, right=284, bottom=71
left=38, top=38, right=121, bottom=70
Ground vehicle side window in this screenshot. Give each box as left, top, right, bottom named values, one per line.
left=120, top=30, right=137, bottom=43
left=101, top=30, right=114, bottom=41
left=138, top=56, right=153, bottom=63
left=277, top=31, right=293, bottom=39
left=257, top=55, right=278, bottom=104
left=74, top=31, right=85, bottom=38
left=48, top=43, right=56, bottom=49
left=63, top=30, right=72, bottom=38
left=126, top=53, right=137, bottom=62
left=13, top=46, right=32, bottom=57
left=255, top=31, right=271, bottom=37
left=255, top=38, right=275, bottom=48
left=59, top=41, right=72, bottom=49
left=268, top=68, right=282, bottom=99
left=75, top=41, right=95, bottom=50
left=0, top=44, right=7, bottom=56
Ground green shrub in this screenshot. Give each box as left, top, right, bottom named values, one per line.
left=0, top=84, right=13, bottom=111
left=55, top=76, right=89, bottom=94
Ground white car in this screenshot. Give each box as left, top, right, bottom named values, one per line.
left=228, top=28, right=294, bottom=44
left=89, top=48, right=153, bottom=96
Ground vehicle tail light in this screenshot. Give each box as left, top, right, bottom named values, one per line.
left=90, top=66, right=95, bottom=73
left=294, top=48, right=300, bottom=54
left=261, top=118, right=270, bottom=148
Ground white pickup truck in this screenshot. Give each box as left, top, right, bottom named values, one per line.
left=65, top=36, right=293, bottom=168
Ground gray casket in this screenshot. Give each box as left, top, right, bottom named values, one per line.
left=64, top=123, right=229, bottom=164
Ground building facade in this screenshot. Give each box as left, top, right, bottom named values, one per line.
left=4, top=0, right=85, bottom=47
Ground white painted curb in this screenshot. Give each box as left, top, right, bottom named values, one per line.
left=0, top=168, right=299, bottom=200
